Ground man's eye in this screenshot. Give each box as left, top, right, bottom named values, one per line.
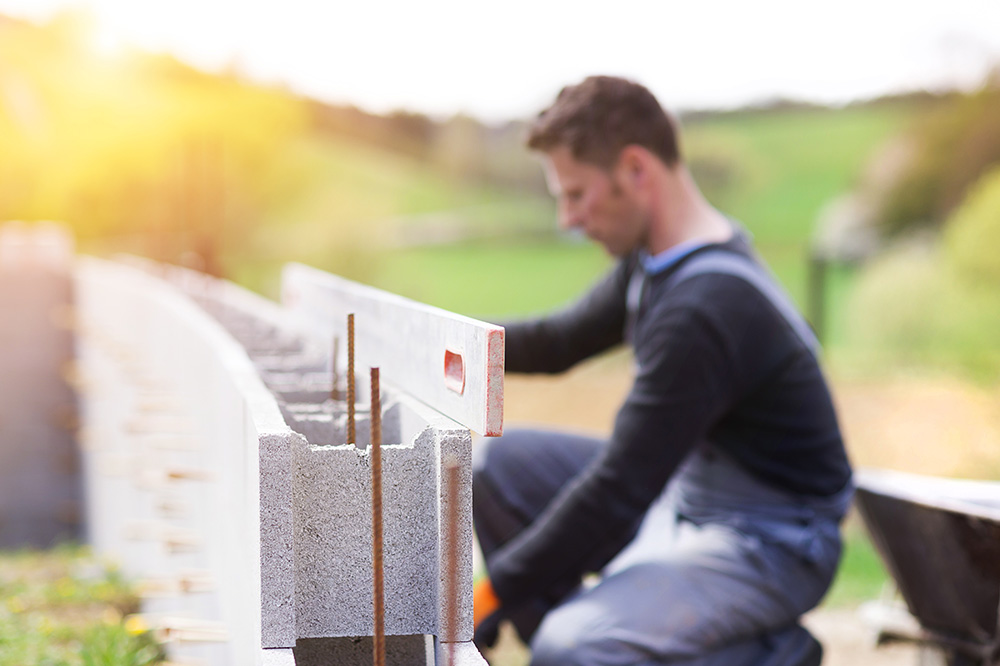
left=565, top=190, right=583, bottom=203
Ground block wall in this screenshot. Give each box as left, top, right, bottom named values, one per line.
left=76, top=256, right=486, bottom=665
left=0, top=222, right=80, bottom=547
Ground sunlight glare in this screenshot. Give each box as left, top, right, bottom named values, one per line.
left=87, top=17, right=124, bottom=59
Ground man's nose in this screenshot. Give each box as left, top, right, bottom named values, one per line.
left=558, top=203, right=582, bottom=231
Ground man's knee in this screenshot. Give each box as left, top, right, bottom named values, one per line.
left=529, top=613, right=600, bottom=666
left=528, top=598, right=628, bottom=666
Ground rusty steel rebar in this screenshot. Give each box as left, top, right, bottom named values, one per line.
left=330, top=335, right=340, bottom=401
left=370, top=367, right=385, bottom=666
left=444, top=453, right=461, bottom=666
left=347, top=314, right=355, bottom=445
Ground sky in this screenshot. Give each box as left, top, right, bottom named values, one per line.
left=2, top=0, right=1000, bottom=122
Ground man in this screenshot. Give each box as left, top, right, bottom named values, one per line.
left=472, top=76, right=853, bottom=666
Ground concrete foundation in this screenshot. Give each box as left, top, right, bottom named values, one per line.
left=75, top=257, right=490, bottom=665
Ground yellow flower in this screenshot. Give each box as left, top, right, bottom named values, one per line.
left=124, top=613, right=149, bottom=635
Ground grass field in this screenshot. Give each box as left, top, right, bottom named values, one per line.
left=0, top=546, right=163, bottom=666
left=686, top=105, right=907, bottom=242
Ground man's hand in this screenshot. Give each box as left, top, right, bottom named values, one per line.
left=473, top=577, right=501, bottom=627
left=473, top=577, right=502, bottom=649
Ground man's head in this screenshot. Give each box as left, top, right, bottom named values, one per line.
left=527, top=76, right=682, bottom=257
left=527, top=75, right=681, bottom=170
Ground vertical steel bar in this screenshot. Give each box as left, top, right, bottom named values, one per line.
left=444, top=454, right=461, bottom=666
left=370, top=367, right=385, bottom=666
left=347, top=314, right=355, bottom=444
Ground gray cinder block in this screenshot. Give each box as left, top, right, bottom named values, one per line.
left=260, top=648, right=296, bottom=666
left=292, top=420, right=439, bottom=638
left=260, top=432, right=300, bottom=648
left=294, top=634, right=432, bottom=666
left=437, top=641, right=490, bottom=666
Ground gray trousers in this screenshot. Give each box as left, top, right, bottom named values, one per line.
left=473, top=429, right=852, bottom=666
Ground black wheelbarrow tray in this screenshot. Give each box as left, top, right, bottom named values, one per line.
left=855, top=469, right=1000, bottom=666
left=855, top=468, right=1000, bottom=664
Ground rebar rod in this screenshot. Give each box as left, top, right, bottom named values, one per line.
left=370, top=367, right=385, bottom=666
left=347, top=314, right=355, bottom=444
left=444, top=454, right=461, bottom=666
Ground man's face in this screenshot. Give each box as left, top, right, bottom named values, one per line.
left=542, top=146, right=647, bottom=258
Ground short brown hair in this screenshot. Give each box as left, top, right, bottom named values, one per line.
left=527, top=76, right=681, bottom=169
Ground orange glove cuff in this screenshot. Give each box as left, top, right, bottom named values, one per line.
left=473, top=578, right=501, bottom=628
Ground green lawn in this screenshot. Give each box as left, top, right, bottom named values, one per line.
left=686, top=104, right=909, bottom=243
left=0, top=545, right=163, bottom=666
left=822, top=520, right=890, bottom=607
left=374, top=239, right=611, bottom=320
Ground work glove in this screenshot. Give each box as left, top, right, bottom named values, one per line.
left=473, top=577, right=502, bottom=650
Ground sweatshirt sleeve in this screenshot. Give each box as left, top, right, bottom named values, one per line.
left=502, top=258, right=632, bottom=374
left=487, top=286, right=740, bottom=605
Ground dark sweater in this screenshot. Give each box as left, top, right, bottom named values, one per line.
left=490, top=232, right=852, bottom=606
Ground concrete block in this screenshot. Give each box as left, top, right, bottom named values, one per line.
left=294, top=635, right=432, bottom=666
left=437, top=640, right=490, bottom=666
left=261, top=648, right=296, bottom=666
left=282, top=401, right=404, bottom=448
left=259, top=432, right=299, bottom=648
left=253, top=354, right=328, bottom=375
left=292, top=425, right=439, bottom=638
left=436, top=428, right=475, bottom=642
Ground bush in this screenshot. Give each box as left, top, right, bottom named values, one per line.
left=944, top=166, right=1000, bottom=284
left=843, top=237, right=1000, bottom=382
left=878, top=84, right=1000, bottom=235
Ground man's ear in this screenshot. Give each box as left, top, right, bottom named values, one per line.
left=616, top=145, right=648, bottom=189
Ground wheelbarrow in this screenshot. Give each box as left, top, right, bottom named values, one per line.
left=854, top=468, right=1000, bottom=665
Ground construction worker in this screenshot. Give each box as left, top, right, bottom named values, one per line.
left=472, top=76, right=853, bottom=666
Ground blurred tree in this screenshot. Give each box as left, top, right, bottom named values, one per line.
left=879, top=80, right=1000, bottom=235
left=308, top=102, right=434, bottom=160
left=0, top=11, right=307, bottom=275
left=430, top=113, right=489, bottom=183
left=686, top=138, right=741, bottom=211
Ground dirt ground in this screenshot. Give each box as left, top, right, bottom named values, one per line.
left=503, top=353, right=1000, bottom=479
left=804, top=608, right=919, bottom=666
left=492, top=355, right=1000, bottom=665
